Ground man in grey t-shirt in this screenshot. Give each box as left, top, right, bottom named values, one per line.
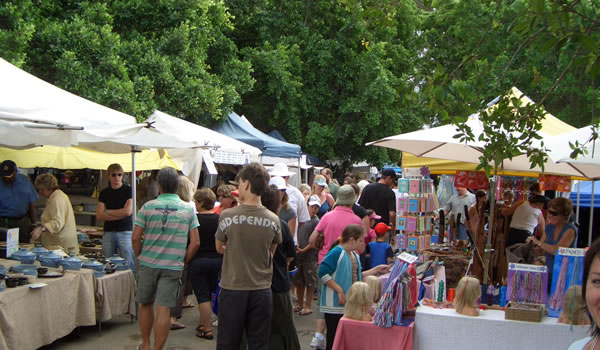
left=444, top=187, right=475, bottom=241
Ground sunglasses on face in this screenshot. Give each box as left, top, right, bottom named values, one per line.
left=111, top=173, right=123, bottom=178
left=548, top=210, right=560, bottom=216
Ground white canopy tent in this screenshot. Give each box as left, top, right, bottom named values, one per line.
left=367, top=115, right=587, bottom=177
left=546, top=126, right=600, bottom=245
left=145, top=111, right=262, bottom=188
left=0, top=58, right=197, bottom=213
left=0, top=58, right=135, bottom=129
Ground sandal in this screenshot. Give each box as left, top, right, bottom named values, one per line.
left=170, top=322, right=186, bottom=330
left=196, top=324, right=205, bottom=332
left=299, top=309, right=313, bottom=315
left=293, top=305, right=302, bottom=312
left=196, top=329, right=214, bottom=340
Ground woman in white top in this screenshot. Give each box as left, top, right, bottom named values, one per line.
left=501, top=194, right=546, bottom=247
left=569, top=238, right=600, bottom=349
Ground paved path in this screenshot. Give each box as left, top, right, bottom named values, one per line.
left=40, top=300, right=318, bottom=350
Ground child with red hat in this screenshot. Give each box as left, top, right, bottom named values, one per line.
left=365, top=222, right=394, bottom=269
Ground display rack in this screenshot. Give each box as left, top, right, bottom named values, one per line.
left=395, top=169, right=439, bottom=253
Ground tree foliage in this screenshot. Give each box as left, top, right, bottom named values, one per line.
left=418, top=0, right=600, bottom=173
left=224, top=0, right=425, bottom=168
left=0, top=0, right=253, bottom=123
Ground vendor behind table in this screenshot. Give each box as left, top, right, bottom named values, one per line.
left=30, top=173, right=79, bottom=254
left=0, top=159, right=38, bottom=243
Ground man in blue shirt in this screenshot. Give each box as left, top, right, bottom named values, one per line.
left=0, top=160, right=38, bottom=243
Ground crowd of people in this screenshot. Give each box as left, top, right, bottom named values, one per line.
left=2, top=157, right=596, bottom=349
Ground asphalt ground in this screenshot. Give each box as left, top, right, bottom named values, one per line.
left=40, top=295, right=319, bottom=350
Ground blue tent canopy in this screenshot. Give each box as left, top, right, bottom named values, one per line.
left=214, top=112, right=301, bottom=158
left=570, top=181, right=600, bottom=208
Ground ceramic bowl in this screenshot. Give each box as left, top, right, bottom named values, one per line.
left=6, top=277, right=18, bottom=288
left=60, top=254, right=82, bottom=271
left=11, top=248, right=36, bottom=264
left=38, top=252, right=63, bottom=268
left=11, top=264, right=38, bottom=273
left=82, top=258, right=104, bottom=272
left=31, top=245, right=49, bottom=258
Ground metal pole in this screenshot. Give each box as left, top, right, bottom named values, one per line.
left=589, top=180, right=595, bottom=247
left=131, top=146, right=137, bottom=214
left=576, top=180, right=581, bottom=224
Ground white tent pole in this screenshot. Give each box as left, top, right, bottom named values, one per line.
left=132, top=145, right=137, bottom=214
left=589, top=180, right=595, bottom=247
left=576, top=181, right=581, bottom=224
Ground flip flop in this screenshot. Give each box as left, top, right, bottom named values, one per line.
left=170, top=323, right=186, bottom=330
left=293, top=305, right=302, bottom=312
left=299, top=309, right=313, bottom=315
left=196, top=330, right=214, bottom=340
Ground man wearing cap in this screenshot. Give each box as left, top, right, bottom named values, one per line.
left=0, top=160, right=38, bottom=243
left=269, top=163, right=310, bottom=239
left=308, top=185, right=363, bottom=350
left=444, top=187, right=475, bottom=242
left=357, top=168, right=397, bottom=236
left=320, top=168, right=339, bottom=201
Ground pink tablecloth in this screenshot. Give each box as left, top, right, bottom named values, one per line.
left=332, top=317, right=414, bottom=350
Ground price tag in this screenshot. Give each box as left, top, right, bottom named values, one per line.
left=558, top=247, right=586, bottom=257
left=508, top=263, right=547, bottom=273
left=398, top=252, right=418, bottom=264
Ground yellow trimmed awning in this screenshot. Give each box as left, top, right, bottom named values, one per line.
left=0, top=146, right=182, bottom=171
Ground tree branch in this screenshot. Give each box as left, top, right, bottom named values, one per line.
left=448, top=1, right=502, bottom=79
left=497, top=26, right=546, bottom=84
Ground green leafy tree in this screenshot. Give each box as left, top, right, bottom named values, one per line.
left=225, top=0, right=425, bottom=167
left=0, top=0, right=253, bottom=122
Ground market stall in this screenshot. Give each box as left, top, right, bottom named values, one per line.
left=0, top=259, right=96, bottom=350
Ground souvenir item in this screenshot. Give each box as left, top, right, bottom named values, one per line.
left=549, top=248, right=584, bottom=317
left=406, top=217, right=417, bottom=232
left=506, top=263, right=548, bottom=305
left=409, top=180, right=420, bottom=194
left=398, top=179, right=409, bottom=193
left=397, top=217, right=407, bottom=231
left=397, top=198, right=408, bottom=212
left=408, top=199, right=419, bottom=213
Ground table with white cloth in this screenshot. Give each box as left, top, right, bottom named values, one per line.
left=414, top=305, right=588, bottom=350
left=95, top=269, right=136, bottom=322
left=0, top=260, right=96, bottom=350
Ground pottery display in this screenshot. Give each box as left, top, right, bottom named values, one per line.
left=11, top=248, right=36, bottom=264
left=31, top=245, right=49, bottom=258
left=60, top=254, right=82, bottom=271
left=38, top=251, right=62, bottom=268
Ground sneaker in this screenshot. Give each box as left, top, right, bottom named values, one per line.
left=310, top=335, right=325, bottom=349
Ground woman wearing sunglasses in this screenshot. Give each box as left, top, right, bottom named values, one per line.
left=527, top=197, right=576, bottom=286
